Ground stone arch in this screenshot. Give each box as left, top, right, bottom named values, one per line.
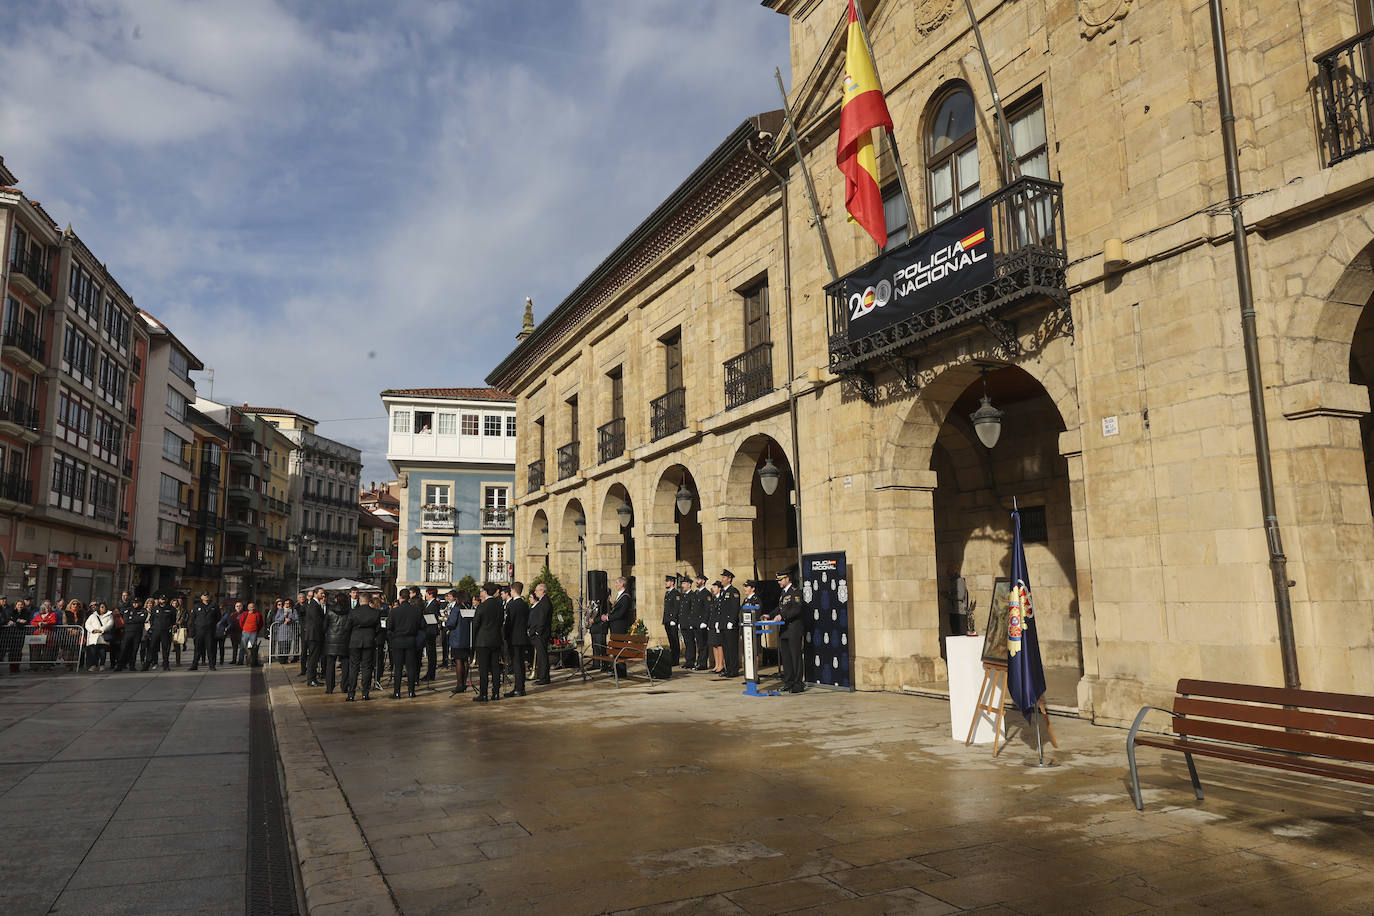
left=526, top=508, right=550, bottom=574
left=718, top=420, right=794, bottom=510
left=558, top=498, right=587, bottom=547
left=1284, top=225, right=1374, bottom=385
left=598, top=483, right=635, bottom=581
left=650, top=463, right=704, bottom=577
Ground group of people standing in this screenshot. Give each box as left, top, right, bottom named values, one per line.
left=660, top=568, right=807, bottom=693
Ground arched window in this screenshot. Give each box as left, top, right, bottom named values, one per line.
left=926, top=85, right=979, bottom=223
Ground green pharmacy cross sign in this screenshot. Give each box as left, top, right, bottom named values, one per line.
left=369, top=550, right=390, bottom=571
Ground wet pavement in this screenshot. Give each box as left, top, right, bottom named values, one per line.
left=269, top=660, right=1374, bottom=914
left=0, top=666, right=251, bottom=916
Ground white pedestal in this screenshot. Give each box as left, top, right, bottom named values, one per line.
left=946, top=635, right=1002, bottom=744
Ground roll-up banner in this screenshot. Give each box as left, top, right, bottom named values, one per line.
left=841, top=200, right=995, bottom=337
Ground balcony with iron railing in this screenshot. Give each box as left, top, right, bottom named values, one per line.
left=826, top=175, right=1068, bottom=401
left=199, top=459, right=221, bottom=482
left=650, top=387, right=686, bottom=441
left=420, top=505, right=457, bottom=531
left=556, top=441, right=580, bottom=480
left=480, top=506, right=514, bottom=530
left=1, top=320, right=46, bottom=368
left=597, top=417, right=625, bottom=464
left=127, top=406, right=138, bottom=426
left=0, top=394, right=40, bottom=437
left=527, top=458, right=545, bottom=494
left=123, top=458, right=135, bottom=478
left=483, top=561, right=511, bottom=584
left=1317, top=29, right=1374, bottom=167
left=131, top=354, right=143, bottom=377
left=184, top=563, right=222, bottom=580
left=0, top=470, right=32, bottom=506
left=724, top=342, right=773, bottom=411
left=422, top=560, right=453, bottom=583
left=8, top=250, right=52, bottom=301
left=189, top=509, right=224, bottom=530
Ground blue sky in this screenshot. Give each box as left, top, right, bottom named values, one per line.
left=0, top=0, right=791, bottom=484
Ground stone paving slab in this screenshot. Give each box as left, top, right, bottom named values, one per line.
left=0, top=667, right=251, bottom=916
left=271, top=664, right=1374, bottom=913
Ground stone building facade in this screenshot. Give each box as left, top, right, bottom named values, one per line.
left=488, top=0, right=1374, bottom=724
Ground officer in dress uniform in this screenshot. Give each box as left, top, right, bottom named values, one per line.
left=772, top=570, right=806, bottom=693
left=143, top=595, right=176, bottom=671
left=706, top=580, right=725, bottom=674
left=718, top=570, right=742, bottom=679
left=691, top=575, right=711, bottom=670
left=116, top=600, right=148, bottom=672
left=674, top=576, right=694, bottom=673
left=661, top=574, right=680, bottom=667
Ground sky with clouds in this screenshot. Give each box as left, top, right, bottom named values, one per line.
left=0, top=0, right=792, bottom=485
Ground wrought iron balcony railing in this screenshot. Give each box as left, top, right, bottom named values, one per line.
left=0, top=394, right=39, bottom=432
left=189, top=510, right=225, bottom=530
left=826, top=176, right=1067, bottom=400
left=480, top=507, right=514, bottom=530
left=597, top=417, right=625, bottom=463
left=1, top=320, right=45, bottom=364
left=0, top=470, right=32, bottom=505
left=421, top=505, right=456, bottom=530
left=483, top=561, right=511, bottom=584
left=650, top=387, right=686, bottom=441
left=724, top=342, right=773, bottom=410
left=1316, top=29, right=1374, bottom=167
left=527, top=458, right=544, bottom=494
left=423, top=560, right=452, bottom=583
left=9, top=250, right=52, bottom=297
left=557, top=441, right=580, bottom=480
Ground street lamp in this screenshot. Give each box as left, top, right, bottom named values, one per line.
left=287, top=534, right=317, bottom=597
left=757, top=452, right=781, bottom=496
left=675, top=475, right=694, bottom=516
left=616, top=501, right=632, bottom=528
left=970, top=366, right=1004, bottom=449
left=574, top=513, right=586, bottom=647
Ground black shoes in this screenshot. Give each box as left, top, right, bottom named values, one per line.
left=503, top=690, right=525, bottom=698
left=361, top=694, right=371, bottom=701
left=345, top=695, right=355, bottom=702
left=325, top=689, right=334, bottom=695
left=408, top=689, right=416, bottom=698
left=309, top=680, right=323, bottom=687
left=472, top=695, right=488, bottom=703
left=189, top=666, right=198, bottom=671
left=392, top=691, right=401, bottom=699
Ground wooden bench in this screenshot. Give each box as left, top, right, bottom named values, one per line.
left=583, top=634, right=653, bottom=688
left=1127, top=679, right=1374, bottom=810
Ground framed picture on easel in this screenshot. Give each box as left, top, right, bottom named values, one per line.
left=980, top=577, right=1013, bottom=664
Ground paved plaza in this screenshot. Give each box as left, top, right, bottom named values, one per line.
left=269, top=664, right=1374, bottom=915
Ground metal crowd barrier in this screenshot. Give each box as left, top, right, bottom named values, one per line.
left=263, top=624, right=301, bottom=666
left=1, top=625, right=87, bottom=673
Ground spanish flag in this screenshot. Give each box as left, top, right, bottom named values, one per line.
left=837, top=0, right=893, bottom=248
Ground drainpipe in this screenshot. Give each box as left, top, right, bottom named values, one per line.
left=1208, top=0, right=1300, bottom=688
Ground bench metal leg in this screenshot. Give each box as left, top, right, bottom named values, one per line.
left=1126, top=704, right=1170, bottom=811
left=1184, top=751, right=1204, bottom=801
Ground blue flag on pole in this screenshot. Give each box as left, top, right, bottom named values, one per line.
left=1007, top=508, right=1047, bottom=717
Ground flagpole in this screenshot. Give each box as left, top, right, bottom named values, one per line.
left=774, top=68, right=838, bottom=282
left=851, top=1, right=919, bottom=238
left=962, top=0, right=1019, bottom=183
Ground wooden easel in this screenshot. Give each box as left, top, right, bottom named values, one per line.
left=964, top=660, right=1059, bottom=758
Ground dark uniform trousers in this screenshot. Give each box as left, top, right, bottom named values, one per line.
left=665, top=622, right=680, bottom=667
left=144, top=629, right=172, bottom=670
left=390, top=640, right=419, bottom=694
left=781, top=632, right=804, bottom=691
left=117, top=630, right=144, bottom=671
left=474, top=646, right=499, bottom=698
left=192, top=629, right=216, bottom=669
left=680, top=618, right=696, bottom=670
left=304, top=640, right=324, bottom=682
left=695, top=623, right=711, bottom=669
left=346, top=647, right=374, bottom=697
left=723, top=626, right=740, bottom=677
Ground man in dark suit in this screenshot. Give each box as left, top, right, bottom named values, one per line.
left=718, top=569, right=742, bottom=679
left=527, top=582, right=553, bottom=685
left=387, top=589, right=423, bottom=698
left=661, top=574, right=680, bottom=668
left=345, top=594, right=380, bottom=701
left=502, top=581, right=531, bottom=697
left=471, top=583, right=505, bottom=702
left=302, top=588, right=327, bottom=685
left=607, top=576, right=633, bottom=678
left=421, top=587, right=442, bottom=682
left=772, top=570, right=806, bottom=693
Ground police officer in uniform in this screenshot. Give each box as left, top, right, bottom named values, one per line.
left=345, top=593, right=380, bottom=701
left=675, top=576, right=695, bottom=673
left=772, top=570, right=805, bottom=693
left=691, top=575, right=711, bottom=670
left=143, top=595, right=176, bottom=671
left=188, top=592, right=218, bottom=671
left=387, top=590, right=423, bottom=698
left=661, top=574, right=680, bottom=667
left=116, top=600, right=148, bottom=672
left=718, top=570, right=742, bottom=679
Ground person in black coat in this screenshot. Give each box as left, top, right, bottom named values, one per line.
left=661, top=574, right=680, bottom=668
left=422, top=587, right=442, bottom=682
left=387, top=588, right=424, bottom=698
left=675, top=576, right=695, bottom=673
left=503, top=582, right=531, bottom=697
left=345, top=594, right=380, bottom=701
left=116, top=601, right=148, bottom=672
left=302, top=589, right=327, bottom=686
left=470, top=584, right=505, bottom=702
left=188, top=592, right=218, bottom=671
left=526, top=582, right=553, bottom=685
left=772, top=570, right=806, bottom=693
left=143, top=596, right=176, bottom=671
left=718, top=570, right=742, bottom=679
left=322, top=597, right=352, bottom=694
left=606, top=577, right=633, bottom=677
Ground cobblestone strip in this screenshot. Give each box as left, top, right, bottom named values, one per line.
left=266, top=665, right=400, bottom=916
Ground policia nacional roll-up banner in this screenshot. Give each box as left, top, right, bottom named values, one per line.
left=841, top=200, right=995, bottom=338
left=802, top=552, right=851, bottom=689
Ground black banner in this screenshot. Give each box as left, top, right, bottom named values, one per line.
left=802, top=551, right=850, bottom=688
left=841, top=201, right=994, bottom=337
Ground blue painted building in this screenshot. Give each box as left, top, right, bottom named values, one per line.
left=382, top=388, right=516, bottom=590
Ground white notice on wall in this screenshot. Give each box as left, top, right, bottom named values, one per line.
left=1102, top=416, right=1119, bottom=437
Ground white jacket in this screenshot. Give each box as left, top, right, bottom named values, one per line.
left=84, top=610, right=113, bottom=645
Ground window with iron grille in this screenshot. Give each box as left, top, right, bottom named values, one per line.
left=1020, top=505, right=1048, bottom=543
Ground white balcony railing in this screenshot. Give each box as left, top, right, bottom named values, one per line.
left=421, top=505, right=456, bottom=530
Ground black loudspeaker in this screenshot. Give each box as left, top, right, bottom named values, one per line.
left=587, top=570, right=609, bottom=606
left=648, top=646, right=673, bottom=679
